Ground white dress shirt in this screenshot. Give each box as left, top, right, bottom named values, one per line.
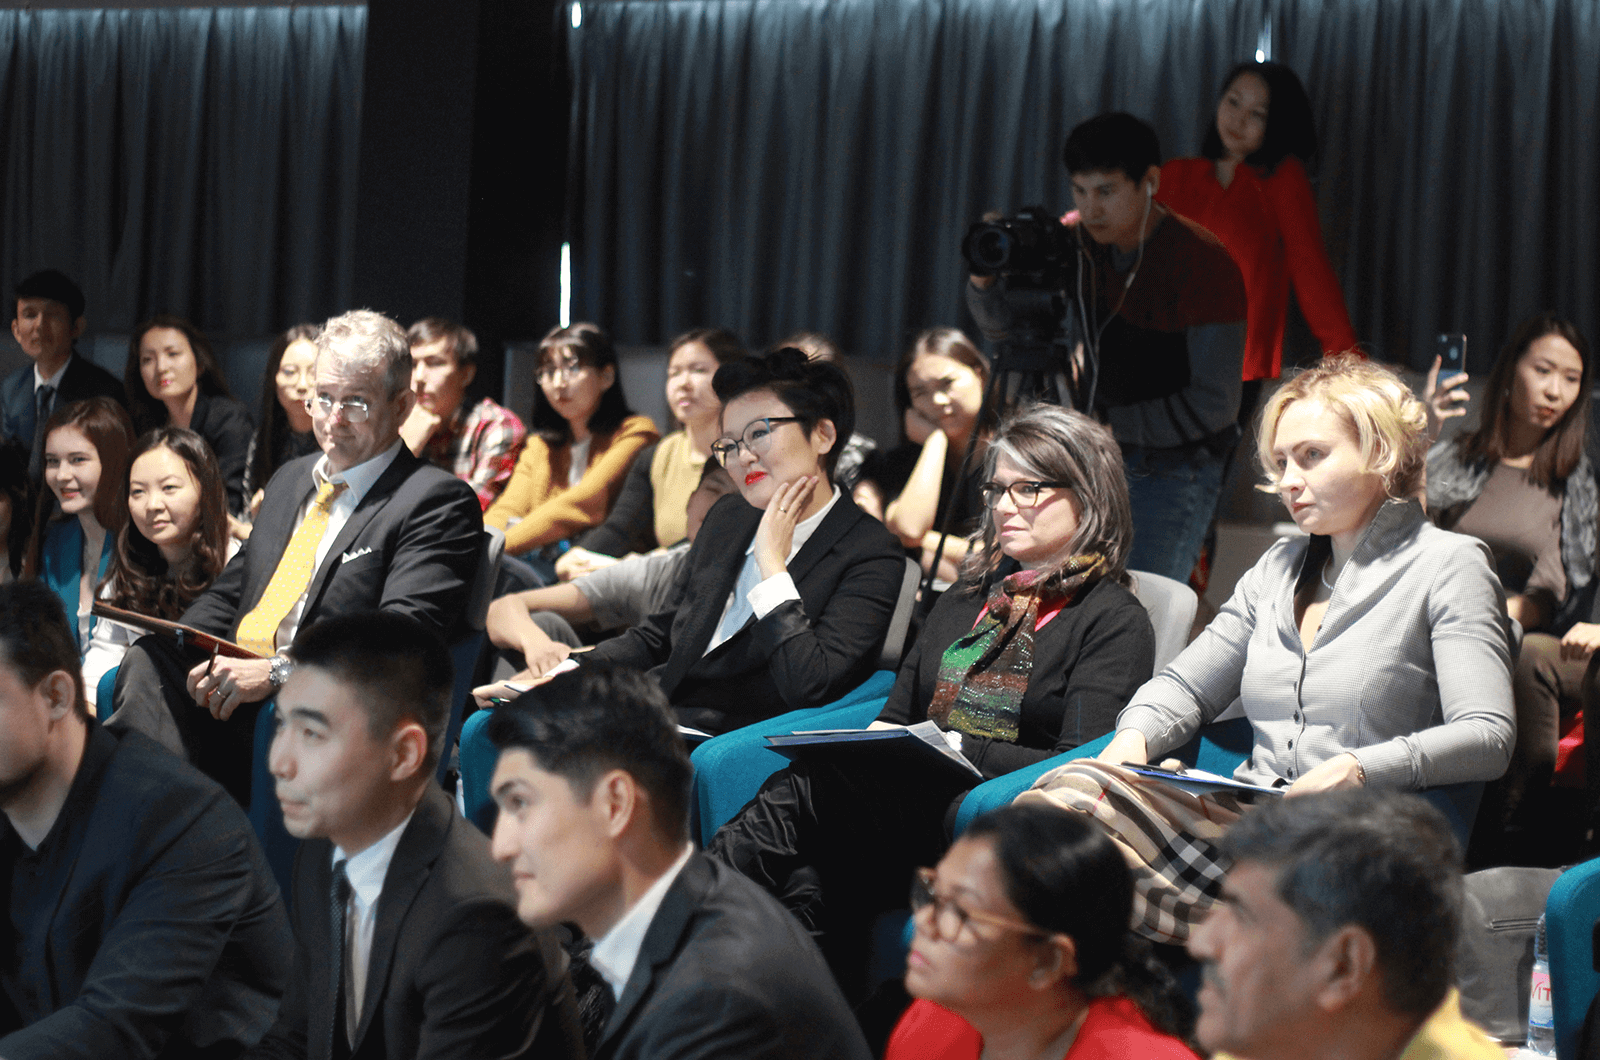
left=273, top=440, right=405, bottom=649
left=332, top=809, right=415, bottom=1045
left=704, top=486, right=841, bottom=654
left=588, top=842, right=695, bottom=1000
left=33, top=357, right=67, bottom=393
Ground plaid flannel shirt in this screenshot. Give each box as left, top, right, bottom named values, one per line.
left=423, top=396, right=526, bottom=510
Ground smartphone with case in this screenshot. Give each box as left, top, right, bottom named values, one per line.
left=1437, top=333, right=1467, bottom=384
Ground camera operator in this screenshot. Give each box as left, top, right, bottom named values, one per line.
left=968, top=112, right=1247, bottom=583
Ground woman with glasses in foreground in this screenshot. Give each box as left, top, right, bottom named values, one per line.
left=485, top=323, right=658, bottom=578
left=708, top=403, right=1153, bottom=995
left=572, top=347, right=904, bottom=735
left=889, top=802, right=1197, bottom=1060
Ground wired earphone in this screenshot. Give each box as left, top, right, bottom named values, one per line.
left=1074, top=177, right=1156, bottom=411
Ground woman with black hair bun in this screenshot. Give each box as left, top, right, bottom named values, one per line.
left=888, top=802, right=1197, bottom=1060
left=1159, top=61, right=1358, bottom=400
left=506, top=347, right=905, bottom=735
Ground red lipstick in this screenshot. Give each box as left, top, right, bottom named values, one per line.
left=744, top=471, right=767, bottom=486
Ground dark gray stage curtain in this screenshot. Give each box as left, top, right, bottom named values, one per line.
left=1274, top=0, right=1600, bottom=368
left=0, top=7, right=365, bottom=335
left=569, top=0, right=1262, bottom=363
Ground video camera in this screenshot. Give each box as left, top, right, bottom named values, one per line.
left=960, top=207, right=1079, bottom=382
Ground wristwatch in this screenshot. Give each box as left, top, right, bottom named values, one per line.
left=268, top=654, right=294, bottom=690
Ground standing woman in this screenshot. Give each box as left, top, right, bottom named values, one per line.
left=23, top=397, right=136, bottom=652
left=83, top=427, right=235, bottom=711
left=856, top=327, right=991, bottom=585
left=124, top=315, right=254, bottom=516
left=1425, top=314, right=1594, bottom=845
left=241, top=323, right=321, bottom=523
left=1160, top=61, right=1358, bottom=409
left=557, top=326, right=743, bottom=578
left=485, top=322, right=658, bottom=577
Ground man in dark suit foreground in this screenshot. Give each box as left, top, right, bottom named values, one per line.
left=109, top=309, right=482, bottom=800
left=0, top=581, right=291, bottom=1059
left=487, top=663, right=872, bottom=1060
left=247, top=612, right=581, bottom=1060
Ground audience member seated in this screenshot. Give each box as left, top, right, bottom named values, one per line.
left=242, top=323, right=321, bottom=530
left=22, top=397, right=135, bottom=653
left=553, top=348, right=904, bottom=736
left=486, top=663, right=873, bottom=1060
left=3, top=269, right=126, bottom=479
left=0, top=439, right=29, bottom=579
left=246, top=612, right=582, bottom=1060
left=85, top=428, right=235, bottom=712
left=855, top=327, right=990, bottom=585
left=401, top=316, right=527, bottom=510
left=1426, top=313, right=1594, bottom=851
left=774, top=331, right=877, bottom=492
left=482, top=462, right=737, bottom=681
left=1098, top=355, right=1513, bottom=791
left=0, top=581, right=291, bottom=1059
left=886, top=802, right=1196, bottom=1060
left=485, top=322, right=658, bottom=582
left=558, top=326, right=744, bottom=580
left=109, top=310, right=482, bottom=804
left=1188, top=790, right=1502, bottom=1060
left=124, top=315, right=254, bottom=516
left=710, top=404, right=1153, bottom=992
left=968, top=112, right=1249, bottom=583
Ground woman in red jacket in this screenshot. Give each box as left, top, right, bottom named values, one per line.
left=1160, top=61, right=1358, bottom=415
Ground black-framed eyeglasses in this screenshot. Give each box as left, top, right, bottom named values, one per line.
left=978, top=480, right=1072, bottom=509
left=910, top=867, right=1046, bottom=943
left=710, top=416, right=804, bottom=467
left=305, top=395, right=371, bottom=423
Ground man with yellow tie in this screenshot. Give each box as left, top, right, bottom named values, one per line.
left=107, top=310, right=483, bottom=803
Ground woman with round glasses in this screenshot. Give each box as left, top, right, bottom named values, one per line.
left=709, top=403, right=1153, bottom=996
left=579, top=347, right=905, bottom=735
left=485, top=322, right=658, bottom=574
left=889, top=802, right=1196, bottom=1060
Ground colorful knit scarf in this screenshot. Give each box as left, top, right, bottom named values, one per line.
left=928, top=554, right=1105, bottom=742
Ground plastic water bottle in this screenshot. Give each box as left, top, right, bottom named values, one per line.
left=1528, top=913, right=1556, bottom=1055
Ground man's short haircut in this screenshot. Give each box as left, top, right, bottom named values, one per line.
left=0, top=581, right=86, bottom=720
left=14, top=269, right=86, bottom=322
left=1061, top=112, right=1162, bottom=183
left=1255, top=353, right=1426, bottom=499
left=407, top=317, right=480, bottom=369
left=316, top=309, right=413, bottom=400
left=486, top=663, right=692, bottom=844
left=288, top=612, right=453, bottom=772
left=1220, top=789, right=1462, bottom=1017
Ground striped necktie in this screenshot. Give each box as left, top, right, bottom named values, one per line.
left=236, top=479, right=345, bottom=655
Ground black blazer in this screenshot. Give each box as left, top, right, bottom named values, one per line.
left=247, top=785, right=583, bottom=1060
left=0, top=351, right=126, bottom=458
left=596, top=852, right=871, bottom=1060
left=0, top=724, right=292, bottom=1059
left=587, top=492, right=905, bottom=734
left=183, top=446, right=482, bottom=644
left=180, top=391, right=255, bottom=516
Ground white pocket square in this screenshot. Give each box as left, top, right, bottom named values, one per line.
left=341, top=546, right=374, bottom=563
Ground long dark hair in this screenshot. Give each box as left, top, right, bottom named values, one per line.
left=0, top=439, right=32, bottom=577
left=23, top=397, right=136, bottom=579
left=250, top=323, right=321, bottom=494
left=1456, top=312, right=1592, bottom=491
left=1200, top=61, right=1319, bottom=176
left=894, top=327, right=995, bottom=442
left=965, top=803, right=1194, bottom=1040
left=529, top=322, right=634, bottom=446
left=103, top=428, right=231, bottom=621
left=124, top=315, right=236, bottom=433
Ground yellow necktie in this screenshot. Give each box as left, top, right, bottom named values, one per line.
left=236, top=479, right=346, bottom=655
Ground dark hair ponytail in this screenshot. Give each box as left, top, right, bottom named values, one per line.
left=711, top=347, right=854, bottom=476
left=964, top=803, right=1195, bottom=1041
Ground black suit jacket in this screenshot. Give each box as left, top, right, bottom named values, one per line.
left=247, top=785, right=583, bottom=1060
left=0, top=351, right=127, bottom=456
left=184, top=392, right=256, bottom=516
left=183, top=445, right=482, bottom=643
left=597, top=853, right=871, bottom=1060
left=0, top=724, right=292, bottom=1060
left=586, top=493, right=904, bottom=734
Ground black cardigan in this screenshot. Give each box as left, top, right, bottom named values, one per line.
left=876, top=574, right=1155, bottom=778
